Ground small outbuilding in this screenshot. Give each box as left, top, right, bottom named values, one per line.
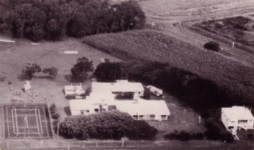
left=64, top=84, right=85, bottom=97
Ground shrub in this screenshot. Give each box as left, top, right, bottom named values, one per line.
left=164, top=130, right=203, bottom=141
left=52, top=112, right=60, bottom=120
left=20, top=63, right=41, bottom=80
left=204, top=41, right=221, bottom=52
left=59, top=111, right=157, bottom=140
left=247, top=133, right=254, bottom=140
left=204, top=120, right=234, bottom=143
left=50, top=103, right=60, bottom=120
left=42, top=67, right=58, bottom=79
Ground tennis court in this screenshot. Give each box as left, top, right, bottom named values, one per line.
left=4, top=104, right=53, bottom=139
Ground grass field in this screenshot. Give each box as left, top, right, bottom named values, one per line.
left=0, top=39, right=121, bottom=122
left=83, top=29, right=254, bottom=103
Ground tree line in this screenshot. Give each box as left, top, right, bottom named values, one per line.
left=0, top=0, right=145, bottom=41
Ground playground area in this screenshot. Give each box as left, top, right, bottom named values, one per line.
left=3, top=104, right=52, bottom=139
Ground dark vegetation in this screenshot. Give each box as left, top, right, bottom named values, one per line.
left=164, top=131, right=204, bottom=141
left=84, top=30, right=254, bottom=109
left=94, top=61, right=127, bottom=82
left=0, top=0, right=145, bottom=41
left=93, top=59, right=248, bottom=142
left=50, top=103, right=61, bottom=133
left=19, top=63, right=58, bottom=80
left=204, top=41, right=220, bottom=52
left=50, top=103, right=60, bottom=120
left=71, top=57, right=93, bottom=82
left=59, top=111, right=157, bottom=140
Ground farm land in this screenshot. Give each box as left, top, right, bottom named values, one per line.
left=1, top=0, right=254, bottom=149
left=83, top=29, right=254, bottom=103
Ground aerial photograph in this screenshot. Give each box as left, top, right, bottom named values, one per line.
left=0, top=0, right=254, bottom=149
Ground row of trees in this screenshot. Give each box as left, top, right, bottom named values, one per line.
left=59, top=110, right=157, bottom=140
left=0, top=0, right=145, bottom=41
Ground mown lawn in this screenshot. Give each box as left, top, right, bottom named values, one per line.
left=83, top=29, right=254, bottom=104
left=0, top=39, right=121, bottom=121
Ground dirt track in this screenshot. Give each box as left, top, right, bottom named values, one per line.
left=139, top=0, right=254, bottom=67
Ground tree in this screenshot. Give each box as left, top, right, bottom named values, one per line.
left=71, top=57, right=93, bottom=82
left=204, top=41, right=221, bottom=52
left=43, top=67, right=58, bottom=79
left=20, top=63, right=41, bottom=80
left=94, top=62, right=126, bottom=82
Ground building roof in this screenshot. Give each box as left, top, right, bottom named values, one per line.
left=222, top=106, right=254, bottom=121
left=115, top=99, right=170, bottom=116
left=64, top=85, right=85, bottom=95
left=91, top=80, right=144, bottom=93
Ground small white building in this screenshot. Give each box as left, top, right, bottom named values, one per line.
left=115, top=99, right=170, bottom=121
left=91, top=80, right=144, bottom=97
left=221, top=106, right=254, bottom=131
left=64, top=84, right=85, bottom=97
left=146, top=85, right=163, bottom=97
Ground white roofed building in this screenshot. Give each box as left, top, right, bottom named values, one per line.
left=115, top=99, right=170, bottom=121
left=221, top=106, right=254, bottom=131
left=91, top=80, right=144, bottom=98
left=68, top=80, right=170, bottom=121
left=64, top=84, right=85, bottom=97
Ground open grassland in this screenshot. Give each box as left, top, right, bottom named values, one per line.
left=0, top=39, right=120, bottom=121
left=83, top=29, right=254, bottom=103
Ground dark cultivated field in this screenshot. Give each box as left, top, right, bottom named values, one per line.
left=83, top=29, right=254, bottom=105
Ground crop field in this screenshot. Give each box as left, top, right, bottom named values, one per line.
left=83, top=29, right=254, bottom=103
left=139, top=0, right=254, bottom=23
left=195, top=16, right=254, bottom=48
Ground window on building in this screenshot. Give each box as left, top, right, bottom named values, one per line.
left=133, top=115, right=138, bottom=120
left=238, top=120, right=248, bottom=123
left=139, top=115, right=144, bottom=120
left=161, top=115, right=167, bottom=120
left=150, top=115, right=155, bottom=120
left=94, top=109, right=99, bottom=113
